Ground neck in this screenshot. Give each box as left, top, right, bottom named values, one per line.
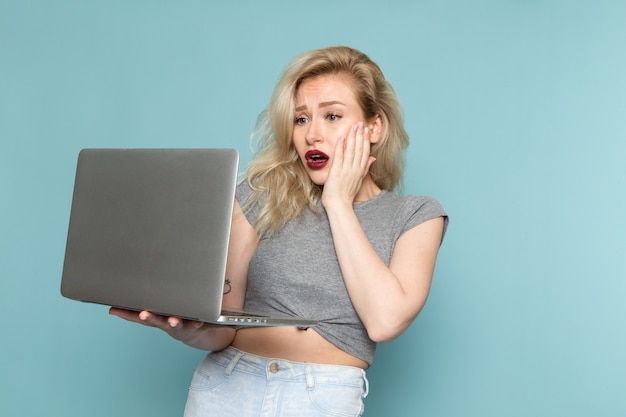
left=353, top=176, right=382, bottom=203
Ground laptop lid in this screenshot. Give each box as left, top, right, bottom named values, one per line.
left=60, top=148, right=316, bottom=327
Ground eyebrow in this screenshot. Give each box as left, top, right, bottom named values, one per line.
left=295, top=100, right=345, bottom=112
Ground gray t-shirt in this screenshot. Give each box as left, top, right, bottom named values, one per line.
left=236, top=181, right=448, bottom=366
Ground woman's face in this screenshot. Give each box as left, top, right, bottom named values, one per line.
left=292, top=73, right=375, bottom=185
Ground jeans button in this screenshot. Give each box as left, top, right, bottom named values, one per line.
left=269, top=362, right=279, bottom=373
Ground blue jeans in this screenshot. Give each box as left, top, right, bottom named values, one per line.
left=184, top=346, right=369, bottom=417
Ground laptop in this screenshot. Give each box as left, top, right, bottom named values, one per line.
left=61, top=148, right=317, bottom=327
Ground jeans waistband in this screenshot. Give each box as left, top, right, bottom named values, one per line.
left=206, top=346, right=369, bottom=396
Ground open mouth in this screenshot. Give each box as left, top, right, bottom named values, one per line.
left=305, top=150, right=329, bottom=170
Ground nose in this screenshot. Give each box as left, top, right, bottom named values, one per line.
left=304, top=121, right=323, bottom=145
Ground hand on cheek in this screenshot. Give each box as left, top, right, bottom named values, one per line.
left=323, top=123, right=376, bottom=207
left=338, top=122, right=376, bottom=176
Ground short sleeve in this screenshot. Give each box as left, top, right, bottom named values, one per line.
left=399, top=196, right=449, bottom=244
left=235, top=181, right=259, bottom=227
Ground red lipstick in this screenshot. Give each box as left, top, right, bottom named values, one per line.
left=305, top=150, right=329, bottom=170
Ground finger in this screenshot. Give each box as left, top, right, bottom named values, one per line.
left=109, top=307, right=141, bottom=322
left=166, top=317, right=203, bottom=330
left=190, top=320, right=207, bottom=329
left=332, top=137, right=345, bottom=171
left=167, top=316, right=183, bottom=329
left=109, top=308, right=163, bottom=328
left=359, top=127, right=371, bottom=169
left=366, top=155, right=377, bottom=172
left=344, top=123, right=358, bottom=166
left=138, top=310, right=152, bottom=321
left=354, top=124, right=366, bottom=168
left=137, top=310, right=171, bottom=329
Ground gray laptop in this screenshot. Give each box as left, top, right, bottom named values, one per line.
left=61, top=148, right=316, bottom=327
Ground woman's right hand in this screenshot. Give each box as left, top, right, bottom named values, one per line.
left=109, top=307, right=236, bottom=350
left=107, top=199, right=258, bottom=352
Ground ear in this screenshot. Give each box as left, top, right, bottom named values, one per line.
left=368, top=115, right=383, bottom=144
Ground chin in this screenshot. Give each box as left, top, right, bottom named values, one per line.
left=307, top=171, right=328, bottom=186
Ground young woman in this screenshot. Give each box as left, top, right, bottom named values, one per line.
left=111, top=45, right=448, bottom=416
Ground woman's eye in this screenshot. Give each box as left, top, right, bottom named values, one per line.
left=295, top=117, right=308, bottom=125
left=327, top=113, right=341, bottom=122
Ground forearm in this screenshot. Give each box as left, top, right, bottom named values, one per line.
left=325, top=204, right=424, bottom=342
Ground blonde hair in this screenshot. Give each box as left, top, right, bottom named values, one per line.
left=243, top=46, right=409, bottom=236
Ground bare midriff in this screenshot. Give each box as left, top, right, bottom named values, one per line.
left=231, top=326, right=368, bottom=369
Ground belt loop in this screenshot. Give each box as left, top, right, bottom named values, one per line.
left=305, top=364, right=314, bottom=390
left=224, top=349, right=244, bottom=377
left=361, top=369, right=369, bottom=399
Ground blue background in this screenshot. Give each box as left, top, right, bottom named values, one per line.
left=1, top=1, right=625, bottom=416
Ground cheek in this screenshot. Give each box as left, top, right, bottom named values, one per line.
left=291, top=129, right=304, bottom=146
left=291, top=135, right=308, bottom=159
left=327, top=126, right=349, bottom=149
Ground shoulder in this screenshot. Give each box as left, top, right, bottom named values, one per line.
left=380, top=192, right=449, bottom=241
left=399, top=194, right=446, bottom=219
left=235, top=180, right=253, bottom=201
left=375, top=191, right=445, bottom=216
left=235, top=180, right=261, bottom=227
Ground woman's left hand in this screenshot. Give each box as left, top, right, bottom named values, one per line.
left=321, top=122, right=376, bottom=208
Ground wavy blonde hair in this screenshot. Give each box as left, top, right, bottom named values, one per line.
left=242, top=46, right=409, bottom=236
